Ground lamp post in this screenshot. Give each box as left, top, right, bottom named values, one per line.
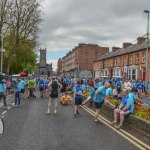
left=144, top=10, right=149, bottom=92
left=0, top=32, right=4, bottom=74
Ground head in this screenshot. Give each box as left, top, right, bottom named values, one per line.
left=104, top=82, right=110, bottom=89
left=121, top=89, right=128, bottom=97
left=2, top=79, right=6, bottom=83
left=77, top=80, right=81, bottom=86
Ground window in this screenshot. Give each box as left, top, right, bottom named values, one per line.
left=142, top=51, right=146, bottom=63
left=136, top=53, right=139, bottom=64
left=124, top=55, right=127, bottom=65
left=128, top=69, right=131, bottom=79
left=129, top=54, right=133, bottom=65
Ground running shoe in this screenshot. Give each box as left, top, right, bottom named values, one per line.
left=110, top=121, right=117, bottom=126
left=74, top=114, right=77, bottom=118
left=115, top=124, right=122, bottom=129
left=54, top=109, right=57, bottom=114
left=95, top=120, right=101, bottom=124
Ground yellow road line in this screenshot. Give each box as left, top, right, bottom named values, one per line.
left=82, top=106, right=147, bottom=150
left=83, top=106, right=150, bottom=150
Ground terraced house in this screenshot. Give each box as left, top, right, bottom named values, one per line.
left=93, top=37, right=150, bottom=81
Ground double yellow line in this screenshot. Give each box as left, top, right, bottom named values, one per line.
left=81, top=105, right=150, bottom=150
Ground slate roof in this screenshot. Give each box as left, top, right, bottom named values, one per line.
left=95, top=40, right=150, bottom=61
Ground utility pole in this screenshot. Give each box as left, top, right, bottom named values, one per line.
left=0, top=32, right=4, bottom=74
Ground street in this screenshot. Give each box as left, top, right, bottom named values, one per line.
left=0, top=94, right=146, bottom=150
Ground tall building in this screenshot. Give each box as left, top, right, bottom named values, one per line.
left=61, top=43, right=109, bottom=77
left=35, top=48, right=53, bottom=77
left=93, top=36, right=150, bottom=80
left=57, top=58, right=62, bottom=75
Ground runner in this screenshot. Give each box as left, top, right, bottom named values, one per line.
left=73, top=80, right=83, bottom=118
left=46, top=76, right=62, bottom=114
left=38, top=78, right=45, bottom=98
left=27, top=78, right=36, bottom=99
left=94, top=82, right=110, bottom=123
left=19, top=77, right=26, bottom=98
left=0, top=79, right=7, bottom=109
left=6, top=79, right=11, bottom=97
left=14, top=78, right=21, bottom=107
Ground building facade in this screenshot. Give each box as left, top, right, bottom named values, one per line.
left=61, top=43, right=109, bottom=77
left=35, top=48, right=53, bottom=77
left=93, top=37, right=150, bottom=81
left=57, top=58, right=62, bottom=75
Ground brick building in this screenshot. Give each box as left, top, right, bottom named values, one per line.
left=93, top=37, right=150, bottom=81
left=61, top=43, right=109, bottom=77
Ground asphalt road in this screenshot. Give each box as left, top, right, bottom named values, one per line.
left=0, top=95, right=143, bottom=150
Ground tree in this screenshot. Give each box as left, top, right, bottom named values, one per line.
left=0, top=0, right=42, bottom=74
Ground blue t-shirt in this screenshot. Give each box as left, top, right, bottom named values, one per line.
left=95, top=86, right=106, bottom=103
left=15, top=83, right=21, bottom=92
left=128, top=93, right=136, bottom=103
left=136, top=82, right=143, bottom=90
left=38, top=80, right=45, bottom=88
left=116, top=82, right=121, bottom=89
left=0, top=83, right=6, bottom=92
left=106, top=87, right=113, bottom=97
left=20, top=80, right=26, bottom=89
left=74, top=85, right=83, bottom=99
left=121, top=95, right=134, bottom=113
left=89, top=87, right=95, bottom=100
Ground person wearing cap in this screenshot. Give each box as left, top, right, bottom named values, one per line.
left=111, top=89, right=134, bottom=129
left=0, top=79, right=7, bottom=108
left=94, top=82, right=110, bottom=123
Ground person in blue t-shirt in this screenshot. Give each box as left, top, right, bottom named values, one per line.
left=20, top=78, right=26, bottom=98
left=136, top=80, right=143, bottom=94
left=116, top=80, right=122, bottom=94
left=73, top=80, right=83, bottom=118
left=106, top=86, right=113, bottom=97
left=111, top=89, right=134, bottom=129
left=82, top=83, right=95, bottom=107
left=38, top=79, right=45, bottom=98
left=94, top=82, right=110, bottom=123
left=0, top=79, right=7, bottom=108
left=14, top=78, right=21, bottom=107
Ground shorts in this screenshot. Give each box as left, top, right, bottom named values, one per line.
left=21, top=89, right=25, bottom=93
left=50, top=91, right=58, bottom=98
left=28, top=88, right=35, bottom=93
left=39, top=87, right=44, bottom=91
left=75, top=97, right=82, bottom=105
left=94, top=101, right=104, bottom=109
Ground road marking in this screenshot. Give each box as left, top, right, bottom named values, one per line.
left=83, top=106, right=150, bottom=149
left=82, top=106, right=149, bottom=150
left=2, top=111, right=7, bottom=115
left=7, top=107, right=11, bottom=110
left=12, top=103, right=14, bottom=106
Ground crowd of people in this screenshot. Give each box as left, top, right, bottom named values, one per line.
left=0, top=76, right=149, bottom=129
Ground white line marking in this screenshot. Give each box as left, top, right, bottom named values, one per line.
left=7, top=107, right=11, bottom=110
left=2, top=111, right=7, bottom=115
left=12, top=103, right=14, bottom=106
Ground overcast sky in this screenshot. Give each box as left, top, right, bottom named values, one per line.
left=39, top=0, right=150, bottom=70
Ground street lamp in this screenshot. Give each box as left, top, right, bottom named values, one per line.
left=0, top=32, right=5, bottom=74
left=144, top=10, right=149, bottom=92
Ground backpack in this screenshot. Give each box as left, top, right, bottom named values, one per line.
left=39, top=80, right=44, bottom=88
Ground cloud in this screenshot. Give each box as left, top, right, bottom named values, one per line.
left=39, top=0, right=150, bottom=52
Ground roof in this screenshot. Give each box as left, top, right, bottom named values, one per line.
left=95, top=40, right=150, bottom=61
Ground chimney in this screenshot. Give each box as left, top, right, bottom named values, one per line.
left=112, top=47, right=120, bottom=52
left=123, top=43, right=132, bottom=48
left=137, top=37, right=146, bottom=44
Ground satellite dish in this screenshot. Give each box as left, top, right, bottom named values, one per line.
left=0, top=118, right=4, bottom=139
